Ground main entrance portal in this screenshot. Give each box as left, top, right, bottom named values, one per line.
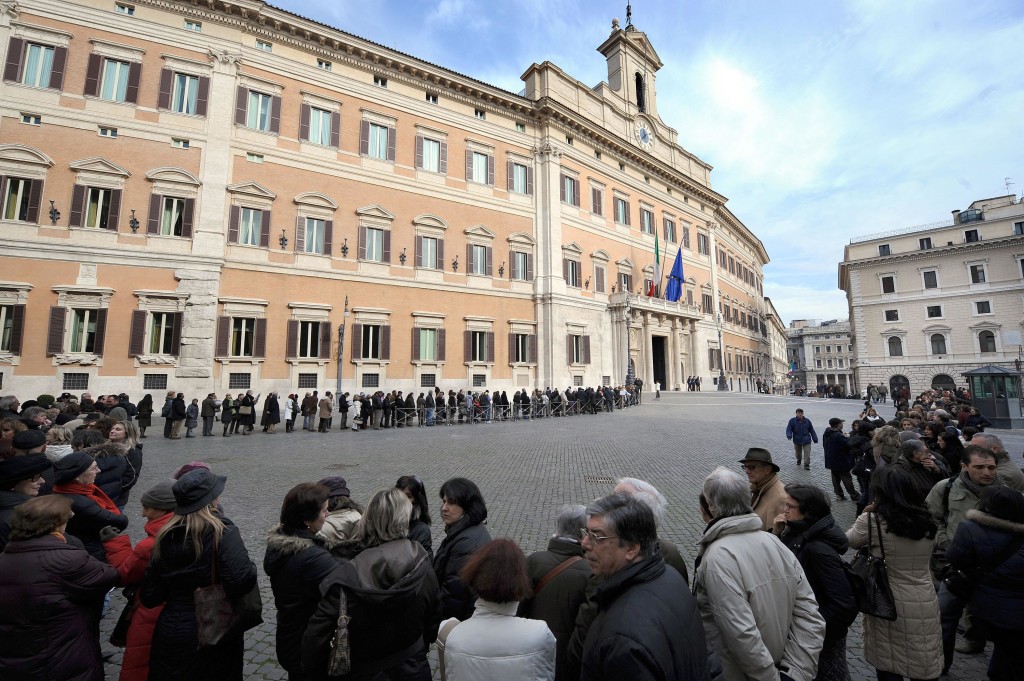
left=652, top=336, right=667, bottom=390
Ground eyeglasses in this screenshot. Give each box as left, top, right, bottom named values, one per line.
left=741, top=464, right=766, bottom=471
left=580, top=528, right=619, bottom=544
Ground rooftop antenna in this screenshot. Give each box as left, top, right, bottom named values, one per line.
left=625, top=2, right=634, bottom=31
left=1005, top=177, right=1015, bottom=198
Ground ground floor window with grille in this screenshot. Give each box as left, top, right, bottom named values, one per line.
left=420, top=373, right=436, bottom=388
left=297, top=373, right=318, bottom=389
left=573, top=375, right=584, bottom=387
left=143, top=374, right=168, bottom=391
left=362, top=373, right=380, bottom=388
left=472, top=374, right=487, bottom=387
left=62, top=373, right=89, bottom=390
left=602, top=375, right=611, bottom=386
left=228, top=372, right=251, bottom=390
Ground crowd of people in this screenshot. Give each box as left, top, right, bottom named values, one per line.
left=0, top=385, right=1021, bottom=681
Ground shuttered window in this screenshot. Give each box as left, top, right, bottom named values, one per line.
left=129, top=310, right=181, bottom=357
left=560, top=174, right=580, bottom=207
left=0, top=304, right=25, bottom=355
left=0, top=176, right=43, bottom=223
left=234, top=86, right=281, bottom=134
left=2, top=40, right=68, bottom=90
left=146, top=195, right=195, bottom=238
left=69, top=185, right=121, bottom=230
left=360, top=121, right=397, bottom=161
left=510, top=251, right=533, bottom=281
left=508, top=162, right=532, bottom=194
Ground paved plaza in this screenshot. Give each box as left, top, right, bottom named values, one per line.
left=98, top=391, right=1023, bottom=680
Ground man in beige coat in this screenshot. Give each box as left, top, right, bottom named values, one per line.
left=741, top=448, right=787, bottom=531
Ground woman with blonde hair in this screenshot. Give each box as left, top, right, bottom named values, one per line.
left=44, top=425, right=75, bottom=461
left=108, top=420, right=143, bottom=508
left=141, top=469, right=257, bottom=681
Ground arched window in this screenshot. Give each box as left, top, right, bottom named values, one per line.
left=932, top=374, right=956, bottom=390
left=635, top=72, right=646, bottom=113
left=979, top=330, right=996, bottom=353
left=930, top=334, right=947, bottom=355
left=887, top=336, right=903, bottom=357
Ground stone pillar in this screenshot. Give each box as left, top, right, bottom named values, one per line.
left=533, top=140, right=564, bottom=389
left=174, top=269, right=220, bottom=379
left=643, top=312, right=654, bottom=388
left=668, top=318, right=679, bottom=390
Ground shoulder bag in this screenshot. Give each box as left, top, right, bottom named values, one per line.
left=193, top=539, right=264, bottom=648
left=327, top=586, right=352, bottom=677
left=535, top=555, right=584, bottom=594
left=845, top=512, right=898, bottom=621
left=435, top=618, right=461, bottom=681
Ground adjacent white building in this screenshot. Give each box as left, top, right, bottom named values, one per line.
left=785, top=319, right=855, bottom=396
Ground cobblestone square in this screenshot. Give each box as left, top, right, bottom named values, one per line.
left=101, top=391, right=1022, bottom=680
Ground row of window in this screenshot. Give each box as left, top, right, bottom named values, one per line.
left=877, top=223, right=1024, bottom=257
left=886, top=330, right=999, bottom=358
left=814, top=358, right=846, bottom=369
left=814, top=344, right=854, bottom=354
left=877, top=259, right=1017, bottom=295
left=707, top=348, right=763, bottom=374
left=883, top=300, right=993, bottom=323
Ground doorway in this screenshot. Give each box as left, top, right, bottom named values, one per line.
left=652, top=336, right=667, bottom=390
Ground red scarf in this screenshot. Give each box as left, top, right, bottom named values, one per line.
left=53, top=482, right=121, bottom=516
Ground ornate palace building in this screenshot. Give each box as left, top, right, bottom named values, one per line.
left=0, top=0, right=770, bottom=397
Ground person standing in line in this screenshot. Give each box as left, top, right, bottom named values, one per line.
left=200, top=393, right=217, bottom=437
left=337, top=392, right=349, bottom=430
left=161, top=390, right=176, bottom=438
left=823, top=417, right=859, bottom=501
left=136, top=393, right=154, bottom=438
left=220, top=394, right=237, bottom=436
left=184, top=398, right=199, bottom=438
left=170, top=393, right=187, bottom=439
left=282, top=393, right=295, bottom=433
left=300, top=393, right=316, bottom=432
left=786, top=408, right=818, bottom=470
left=316, top=392, right=333, bottom=433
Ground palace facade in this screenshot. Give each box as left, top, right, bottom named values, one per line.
left=0, top=0, right=771, bottom=397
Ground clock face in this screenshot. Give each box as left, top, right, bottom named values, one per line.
left=634, top=121, right=653, bottom=149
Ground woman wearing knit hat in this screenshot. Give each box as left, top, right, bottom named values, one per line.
left=140, top=469, right=258, bottom=681
left=0, top=454, right=51, bottom=552
left=102, top=480, right=177, bottom=681
left=52, top=451, right=128, bottom=562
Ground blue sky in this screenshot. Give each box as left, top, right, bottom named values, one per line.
left=272, top=0, right=1024, bottom=325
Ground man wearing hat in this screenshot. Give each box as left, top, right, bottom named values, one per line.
left=822, top=418, right=858, bottom=501
left=0, top=454, right=51, bottom=551
left=739, top=448, right=787, bottom=531
left=317, top=476, right=361, bottom=543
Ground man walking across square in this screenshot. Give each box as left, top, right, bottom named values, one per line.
left=786, top=408, right=818, bottom=470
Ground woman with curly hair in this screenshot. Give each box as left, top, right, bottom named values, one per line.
left=872, top=425, right=901, bottom=469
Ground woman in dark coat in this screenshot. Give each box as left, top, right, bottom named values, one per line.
left=86, top=440, right=129, bottom=507
left=0, top=495, right=119, bottom=681
left=775, top=484, right=858, bottom=681
left=946, top=486, right=1024, bottom=681
left=263, top=393, right=281, bottom=434
left=238, top=391, right=258, bottom=434
left=141, top=470, right=258, bottom=681
left=136, top=393, right=154, bottom=438
left=432, top=477, right=492, bottom=621
left=397, top=475, right=433, bottom=557
left=937, top=432, right=966, bottom=475
left=53, top=452, right=129, bottom=561
left=265, top=483, right=340, bottom=681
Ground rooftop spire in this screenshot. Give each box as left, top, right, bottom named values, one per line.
left=625, top=2, right=635, bottom=31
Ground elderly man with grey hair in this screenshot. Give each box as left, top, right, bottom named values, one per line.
left=613, top=477, right=690, bottom=584
left=518, top=505, right=592, bottom=681
left=970, top=432, right=1024, bottom=491
left=577, top=493, right=708, bottom=681
left=694, top=467, right=824, bottom=681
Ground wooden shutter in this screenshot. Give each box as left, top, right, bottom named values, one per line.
left=526, top=254, right=534, bottom=281
left=508, top=333, right=515, bottom=363
left=299, top=103, right=311, bottom=141
left=358, top=225, right=367, bottom=259
left=234, top=86, right=248, bottom=125
left=380, top=325, right=391, bottom=360
left=83, top=53, right=102, bottom=97
left=529, top=335, right=538, bottom=364
left=260, top=210, right=271, bottom=248
left=465, top=149, right=473, bottom=182
left=69, top=184, right=86, bottom=227
left=25, top=179, right=42, bottom=223
left=323, top=221, right=333, bottom=255
left=330, top=111, right=340, bottom=148
left=559, top=175, right=566, bottom=203
left=507, top=160, right=514, bottom=191
left=47, top=46, right=67, bottom=89
left=169, top=312, right=183, bottom=356
left=526, top=166, right=534, bottom=195
left=466, top=244, right=474, bottom=274
left=125, top=61, right=142, bottom=104
left=7, top=305, right=24, bottom=355
left=382, top=230, right=391, bottom=263
left=147, top=194, right=162, bottom=234
left=487, top=155, right=495, bottom=186
left=596, top=266, right=605, bottom=293
left=415, top=235, right=422, bottom=267
left=414, top=136, right=424, bottom=169
left=485, top=332, right=494, bottom=363
left=509, top=250, right=517, bottom=279
left=106, top=189, right=122, bottom=230
left=464, top=330, right=472, bottom=362
left=439, top=141, right=448, bottom=174
left=181, top=199, right=195, bottom=239
left=319, top=320, right=332, bottom=359
left=46, top=307, right=65, bottom=356
left=253, top=318, right=267, bottom=358
left=216, top=316, right=230, bottom=356
left=562, top=258, right=569, bottom=283
left=485, top=247, right=493, bottom=276
left=437, top=329, right=446, bottom=361
left=350, top=323, right=363, bottom=360
left=386, top=126, right=396, bottom=162
left=128, top=310, right=147, bottom=356
left=624, top=202, right=631, bottom=226
left=228, top=205, right=240, bottom=243
left=294, top=216, right=305, bottom=252
left=157, top=68, right=173, bottom=109
left=92, top=309, right=108, bottom=356
left=411, top=327, right=420, bottom=361
left=195, top=76, right=210, bottom=117
left=269, top=95, right=282, bottom=134
left=592, top=187, right=600, bottom=215
left=566, top=334, right=573, bottom=365
left=3, top=37, right=23, bottom=82
left=582, top=335, right=591, bottom=364
left=286, top=320, right=299, bottom=358
left=436, top=239, right=444, bottom=270
left=572, top=178, right=580, bottom=206
left=359, top=120, right=370, bottom=155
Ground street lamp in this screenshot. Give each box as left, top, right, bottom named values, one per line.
left=716, top=313, right=729, bottom=391
left=624, top=293, right=634, bottom=386
left=336, top=296, right=350, bottom=397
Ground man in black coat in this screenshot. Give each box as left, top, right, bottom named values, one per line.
left=577, top=493, right=708, bottom=681
left=822, top=417, right=858, bottom=501
left=200, top=393, right=218, bottom=436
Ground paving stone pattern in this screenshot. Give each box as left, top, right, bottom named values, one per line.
left=101, top=392, right=1022, bottom=680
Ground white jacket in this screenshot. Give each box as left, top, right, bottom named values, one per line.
left=441, top=600, right=555, bottom=681
left=694, top=513, right=825, bottom=681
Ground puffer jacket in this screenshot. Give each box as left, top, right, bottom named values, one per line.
left=443, top=600, right=555, bottom=681
left=581, top=553, right=707, bottom=681
left=694, top=513, right=825, bottom=681
left=846, top=512, right=941, bottom=679
left=103, top=511, right=174, bottom=681
left=822, top=427, right=854, bottom=472
left=0, top=534, right=118, bottom=681
left=90, top=441, right=129, bottom=504
left=779, top=515, right=857, bottom=635
left=946, top=509, right=1024, bottom=631
left=264, top=526, right=341, bottom=675
left=433, top=517, right=492, bottom=620
left=302, top=538, right=440, bottom=679
left=785, top=417, right=817, bottom=445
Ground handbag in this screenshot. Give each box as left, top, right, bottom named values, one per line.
left=238, top=405, right=253, bottom=415
left=328, top=586, right=352, bottom=677
left=845, top=512, right=897, bottom=621
left=943, top=535, right=1024, bottom=600
left=194, top=543, right=263, bottom=648
left=435, top=618, right=461, bottom=681
left=109, top=586, right=139, bottom=647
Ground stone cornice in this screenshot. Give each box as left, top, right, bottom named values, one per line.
left=842, top=234, right=1024, bottom=269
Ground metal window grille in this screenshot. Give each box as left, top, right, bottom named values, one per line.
left=472, top=374, right=486, bottom=387
left=361, top=373, right=380, bottom=388
left=420, top=373, right=436, bottom=388
left=573, top=375, right=584, bottom=387
left=143, top=374, right=168, bottom=390
left=62, top=373, right=89, bottom=390
left=602, top=375, right=611, bottom=386
left=228, top=372, right=251, bottom=390
left=297, top=373, right=318, bottom=389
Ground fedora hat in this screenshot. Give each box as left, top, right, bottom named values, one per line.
left=738, top=447, right=780, bottom=473
left=173, top=469, right=226, bottom=515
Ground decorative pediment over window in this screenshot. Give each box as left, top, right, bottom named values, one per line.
left=355, top=204, right=395, bottom=222
left=464, top=224, right=496, bottom=240
left=145, top=167, right=201, bottom=187
left=562, top=241, right=584, bottom=256
left=0, top=144, right=54, bottom=167
left=413, top=214, right=448, bottom=231
left=69, top=157, right=130, bottom=177
left=968, top=321, right=1001, bottom=331
left=615, top=257, right=633, bottom=270
left=294, top=192, right=338, bottom=210
left=226, top=181, right=276, bottom=200
left=591, top=249, right=610, bottom=262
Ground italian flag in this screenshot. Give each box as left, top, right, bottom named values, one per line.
left=648, top=232, right=660, bottom=296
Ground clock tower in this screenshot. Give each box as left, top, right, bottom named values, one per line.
left=596, top=11, right=664, bottom=119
